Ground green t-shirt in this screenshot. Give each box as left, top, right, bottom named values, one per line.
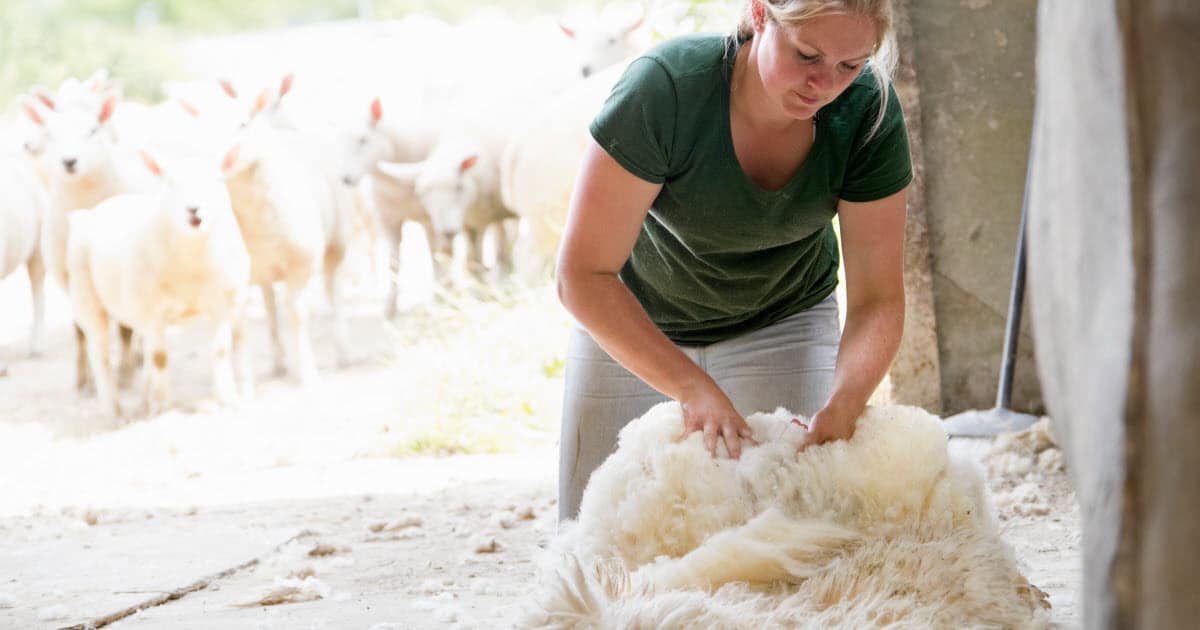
left=589, top=33, right=913, bottom=345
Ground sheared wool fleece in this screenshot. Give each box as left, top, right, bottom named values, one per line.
left=522, top=403, right=1050, bottom=629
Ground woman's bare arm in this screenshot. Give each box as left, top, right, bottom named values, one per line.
left=799, top=187, right=907, bottom=449
left=556, top=139, right=754, bottom=457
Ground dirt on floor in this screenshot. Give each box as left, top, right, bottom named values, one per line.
left=0, top=269, right=1080, bottom=629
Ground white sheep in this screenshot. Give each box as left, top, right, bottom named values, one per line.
left=339, top=96, right=441, bottom=317
left=522, top=403, right=1051, bottom=629
left=239, top=74, right=363, bottom=369
left=22, top=90, right=141, bottom=392
left=0, top=135, right=49, bottom=370
left=499, top=63, right=625, bottom=278
left=66, top=152, right=251, bottom=418
left=558, top=6, right=647, bottom=78
left=223, top=109, right=353, bottom=383
left=377, top=127, right=516, bottom=286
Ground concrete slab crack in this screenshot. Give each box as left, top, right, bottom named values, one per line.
left=57, top=529, right=318, bottom=630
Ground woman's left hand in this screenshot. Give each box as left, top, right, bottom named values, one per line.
left=797, top=405, right=859, bottom=451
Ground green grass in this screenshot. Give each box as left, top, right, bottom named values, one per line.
left=356, top=280, right=572, bottom=459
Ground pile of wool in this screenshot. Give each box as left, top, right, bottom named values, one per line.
left=521, top=403, right=1050, bottom=629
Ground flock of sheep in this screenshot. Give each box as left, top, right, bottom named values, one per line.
left=0, top=10, right=650, bottom=419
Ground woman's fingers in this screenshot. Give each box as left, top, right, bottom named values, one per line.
left=702, top=423, right=719, bottom=455
left=723, top=429, right=743, bottom=459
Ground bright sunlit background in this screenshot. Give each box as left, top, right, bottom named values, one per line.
left=0, top=0, right=741, bottom=517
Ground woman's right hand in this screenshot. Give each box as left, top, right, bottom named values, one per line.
left=677, top=379, right=756, bottom=459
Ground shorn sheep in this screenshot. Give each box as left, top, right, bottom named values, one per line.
left=21, top=88, right=141, bottom=392
left=558, top=8, right=646, bottom=78
left=499, top=63, right=625, bottom=277
left=0, top=134, right=49, bottom=374
left=223, top=86, right=355, bottom=383
left=67, top=152, right=250, bottom=418
left=377, top=128, right=516, bottom=284
left=521, top=403, right=1051, bottom=629
left=339, top=96, right=441, bottom=317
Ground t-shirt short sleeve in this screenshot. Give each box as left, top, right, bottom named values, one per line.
left=588, top=57, right=678, bottom=184
left=839, top=82, right=913, bottom=203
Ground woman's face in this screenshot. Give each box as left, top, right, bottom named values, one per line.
left=752, top=11, right=878, bottom=120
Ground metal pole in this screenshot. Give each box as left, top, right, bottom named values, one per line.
left=996, top=194, right=1028, bottom=410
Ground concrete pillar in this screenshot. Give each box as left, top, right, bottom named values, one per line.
left=884, top=0, right=943, bottom=413
left=1027, top=0, right=1200, bottom=626
left=908, top=0, right=1042, bottom=414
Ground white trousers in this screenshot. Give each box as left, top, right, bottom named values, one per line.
left=558, top=295, right=841, bottom=522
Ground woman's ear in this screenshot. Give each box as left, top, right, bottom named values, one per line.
left=751, top=0, right=767, bottom=32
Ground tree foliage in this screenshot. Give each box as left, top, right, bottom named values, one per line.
left=1, top=0, right=722, bottom=111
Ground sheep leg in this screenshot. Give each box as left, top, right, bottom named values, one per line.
left=324, top=246, right=351, bottom=367
left=71, top=267, right=118, bottom=416
left=210, top=319, right=238, bottom=405
left=83, top=320, right=120, bottom=418
left=283, top=283, right=320, bottom=385
left=26, top=249, right=46, bottom=357
left=141, top=327, right=169, bottom=417
left=466, top=227, right=485, bottom=278
left=512, top=217, right=542, bottom=283
left=418, top=218, right=449, bottom=288
left=74, top=323, right=93, bottom=394
left=231, top=305, right=254, bottom=399
left=495, top=218, right=516, bottom=276
left=384, top=235, right=401, bottom=319
left=116, top=324, right=136, bottom=389
left=260, top=283, right=287, bottom=377
left=442, top=230, right=471, bottom=290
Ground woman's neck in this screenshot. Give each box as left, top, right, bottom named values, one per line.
left=730, top=39, right=811, bottom=135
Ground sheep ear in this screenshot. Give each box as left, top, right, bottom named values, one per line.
left=20, top=98, right=45, bottom=127
left=98, top=95, right=117, bottom=125
left=458, top=154, right=478, bottom=174
left=221, top=144, right=241, bottom=174
left=252, top=88, right=271, bottom=114
left=176, top=99, right=200, bottom=118
left=622, top=13, right=645, bottom=36
left=279, top=73, right=294, bottom=99
left=218, top=79, right=238, bottom=100
left=558, top=21, right=576, bottom=39
left=140, top=150, right=164, bottom=177
left=30, top=86, right=56, bottom=111
left=377, top=161, right=422, bottom=183
left=369, top=97, right=382, bottom=126
left=84, top=69, right=110, bottom=92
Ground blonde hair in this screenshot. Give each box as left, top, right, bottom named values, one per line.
left=733, top=0, right=898, bottom=140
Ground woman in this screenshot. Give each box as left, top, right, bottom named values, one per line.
left=556, top=0, right=911, bottom=521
